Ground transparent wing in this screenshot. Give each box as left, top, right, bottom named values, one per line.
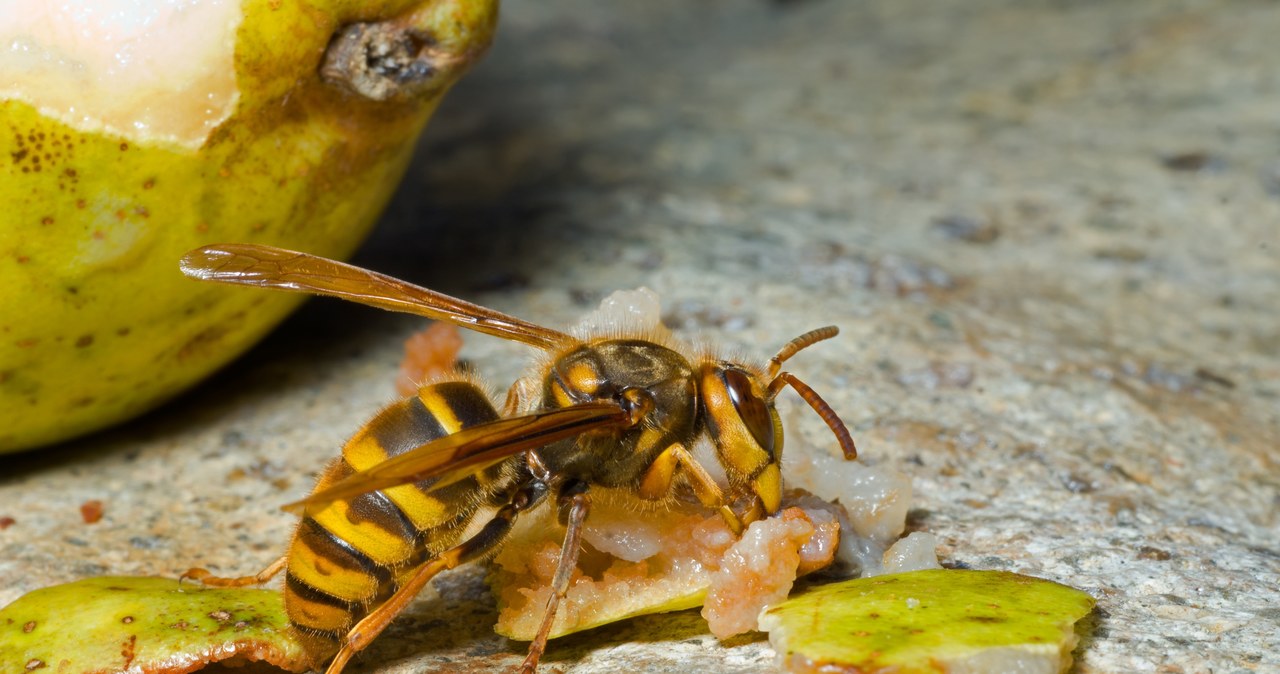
left=181, top=243, right=572, bottom=350
left=282, top=401, right=627, bottom=516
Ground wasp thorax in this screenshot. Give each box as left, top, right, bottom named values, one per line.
left=542, top=339, right=698, bottom=485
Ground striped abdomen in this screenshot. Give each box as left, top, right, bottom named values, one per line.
left=282, top=380, right=512, bottom=660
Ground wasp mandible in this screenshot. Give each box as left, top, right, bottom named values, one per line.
left=177, top=243, right=857, bottom=673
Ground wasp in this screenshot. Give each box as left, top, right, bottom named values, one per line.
left=177, top=243, right=858, bottom=674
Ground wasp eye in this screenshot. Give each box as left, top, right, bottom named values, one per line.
left=721, top=368, right=776, bottom=458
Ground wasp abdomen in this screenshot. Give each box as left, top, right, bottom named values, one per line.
left=283, top=380, right=503, bottom=656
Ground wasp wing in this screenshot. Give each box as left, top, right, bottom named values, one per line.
left=282, top=401, right=628, bottom=516
left=181, top=243, right=572, bottom=350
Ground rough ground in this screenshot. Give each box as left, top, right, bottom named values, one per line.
left=2, top=1, right=1277, bottom=673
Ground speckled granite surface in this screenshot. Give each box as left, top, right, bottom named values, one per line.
left=2, top=1, right=1277, bottom=672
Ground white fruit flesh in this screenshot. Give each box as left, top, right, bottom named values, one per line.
left=492, top=499, right=842, bottom=641
left=0, top=0, right=242, bottom=149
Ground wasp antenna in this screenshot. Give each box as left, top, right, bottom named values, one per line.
left=767, top=371, right=857, bottom=460
left=767, top=326, right=839, bottom=378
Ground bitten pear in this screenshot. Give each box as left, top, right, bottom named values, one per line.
left=0, top=0, right=498, bottom=453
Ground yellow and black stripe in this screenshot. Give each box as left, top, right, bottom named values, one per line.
left=283, top=380, right=512, bottom=658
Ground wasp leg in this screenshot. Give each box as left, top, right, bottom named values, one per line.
left=180, top=555, right=287, bottom=588
left=518, top=486, right=591, bottom=674
left=324, top=482, right=546, bottom=674
left=636, top=443, right=743, bottom=535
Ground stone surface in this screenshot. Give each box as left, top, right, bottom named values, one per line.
left=2, top=1, right=1277, bottom=673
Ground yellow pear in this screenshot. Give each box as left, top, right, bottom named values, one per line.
left=0, top=0, right=498, bottom=453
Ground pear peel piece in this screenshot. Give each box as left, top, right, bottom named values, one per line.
left=759, top=569, right=1095, bottom=674
left=0, top=576, right=310, bottom=674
